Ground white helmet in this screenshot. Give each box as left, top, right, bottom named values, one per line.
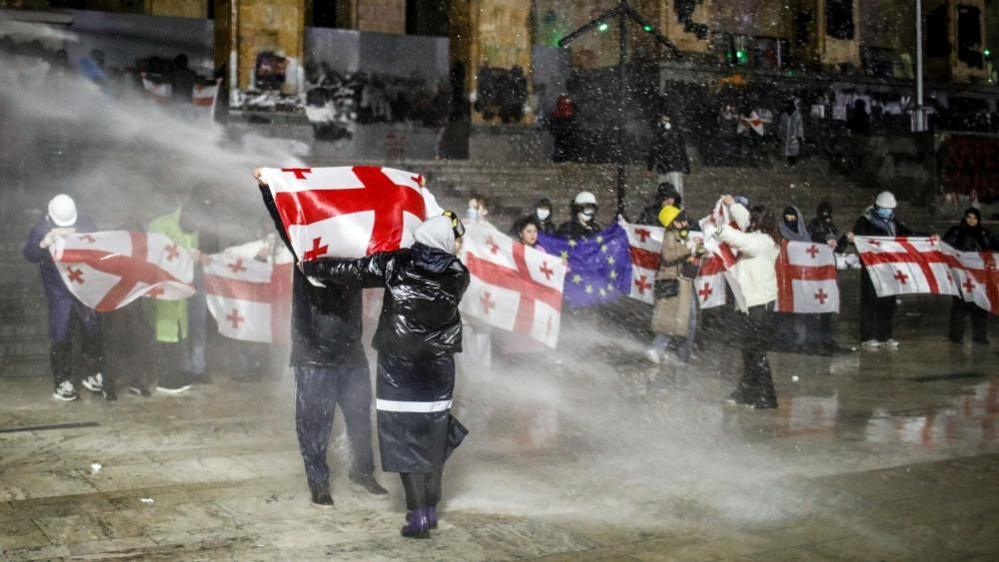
left=573, top=191, right=597, bottom=206
left=48, top=194, right=78, bottom=227
left=875, top=191, right=897, bottom=209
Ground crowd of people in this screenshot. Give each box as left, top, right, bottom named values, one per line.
left=21, top=168, right=998, bottom=538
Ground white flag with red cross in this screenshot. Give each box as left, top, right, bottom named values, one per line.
left=258, top=166, right=441, bottom=266
left=192, top=81, right=219, bottom=108
left=949, top=249, right=999, bottom=315
left=620, top=220, right=664, bottom=304
left=140, top=73, right=172, bottom=104
left=51, top=231, right=195, bottom=312
left=855, top=236, right=960, bottom=297
left=459, top=222, right=566, bottom=348
left=776, top=240, right=840, bottom=313
left=693, top=254, right=728, bottom=309
left=202, top=251, right=293, bottom=343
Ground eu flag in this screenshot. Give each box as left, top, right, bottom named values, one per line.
left=539, top=223, right=633, bottom=308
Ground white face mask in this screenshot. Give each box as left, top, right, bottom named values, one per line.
left=536, top=208, right=551, bottom=221
left=664, top=121, right=672, bottom=130
left=466, top=208, right=479, bottom=220
left=578, top=211, right=593, bottom=223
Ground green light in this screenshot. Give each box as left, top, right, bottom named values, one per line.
left=736, top=49, right=748, bottom=63
left=597, top=21, right=609, bottom=32
left=985, top=47, right=992, bottom=59
left=643, top=24, right=654, bottom=32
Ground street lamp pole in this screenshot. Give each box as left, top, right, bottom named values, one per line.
left=914, top=0, right=925, bottom=132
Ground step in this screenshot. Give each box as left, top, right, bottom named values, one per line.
left=0, top=353, right=50, bottom=379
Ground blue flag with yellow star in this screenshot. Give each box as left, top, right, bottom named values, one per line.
left=539, top=223, right=633, bottom=308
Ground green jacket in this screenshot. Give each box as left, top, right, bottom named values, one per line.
left=147, top=208, right=198, bottom=343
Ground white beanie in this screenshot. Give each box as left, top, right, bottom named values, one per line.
left=415, top=215, right=456, bottom=254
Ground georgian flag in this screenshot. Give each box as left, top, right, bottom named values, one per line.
left=776, top=240, right=840, bottom=313
left=459, top=222, right=565, bottom=348
left=203, top=248, right=293, bottom=343
left=192, top=81, right=219, bottom=108
left=855, top=237, right=959, bottom=297
left=620, top=220, right=664, bottom=304
left=949, top=249, right=999, bottom=315
left=257, top=166, right=441, bottom=265
left=140, top=72, right=172, bottom=104
left=694, top=255, right=728, bottom=309
left=51, top=231, right=195, bottom=311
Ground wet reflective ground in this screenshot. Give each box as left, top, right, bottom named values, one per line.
left=1, top=329, right=998, bottom=560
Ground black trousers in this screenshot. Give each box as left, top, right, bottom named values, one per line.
left=400, top=467, right=444, bottom=510
left=949, top=298, right=988, bottom=342
left=295, top=351, right=376, bottom=494
left=734, top=303, right=777, bottom=408
left=860, top=271, right=895, bottom=342
left=50, top=307, right=102, bottom=388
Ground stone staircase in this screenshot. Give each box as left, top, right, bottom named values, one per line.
left=0, top=158, right=953, bottom=378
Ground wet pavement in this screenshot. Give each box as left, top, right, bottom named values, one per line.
left=1, top=332, right=998, bottom=561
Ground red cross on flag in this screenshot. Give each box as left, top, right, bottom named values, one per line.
left=693, top=254, right=728, bottom=309
left=140, top=73, right=172, bottom=104
left=202, top=246, right=293, bottom=343
left=620, top=219, right=664, bottom=304
left=257, top=166, right=441, bottom=265
left=776, top=241, right=840, bottom=313
left=192, top=81, right=219, bottom=108
left=949, top=249, right=999, bottom=315
left=855, top=237, right=959, bottom=297
left=51, top=231, right=195, bottom=312
left=458, top=223, right=566, bottom=348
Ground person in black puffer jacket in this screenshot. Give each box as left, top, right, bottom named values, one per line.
left=303, top=214, right=470, bottom=540
left=943, top=207, right=998, bottom=344
left=257, top=176, right=387, bottom=508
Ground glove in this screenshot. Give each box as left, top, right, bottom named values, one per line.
left=39, top=227, right=76, bottom=249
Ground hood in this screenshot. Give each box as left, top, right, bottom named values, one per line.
left=778, top=206, right=810, bottom=241
left=415, top=215, right=456, bottom=254
left=412, top=242, right=458, bottom=273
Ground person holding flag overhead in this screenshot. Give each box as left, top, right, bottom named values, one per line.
left=714, top=195, right=781, bottom=410
left=254, top=169, right=388, bottom=509
left=303, top=213, right=470, bottom=539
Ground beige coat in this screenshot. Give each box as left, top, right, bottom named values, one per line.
left=652, top=230, right=695, bottom=337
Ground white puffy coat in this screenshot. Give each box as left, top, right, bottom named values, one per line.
left=716, top=203, right=779, bottom=313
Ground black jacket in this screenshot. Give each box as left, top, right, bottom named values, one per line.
left=259, top=185, right=365, bottom=366
left=943, top=223, right=998, bottom=252
left=808, top=216, right=840, bottom=244
left=848, top=208, right=923, bottom=240
left=556, top=219, right=603, bottom=239
left=304, top=243, right=470, bottom=360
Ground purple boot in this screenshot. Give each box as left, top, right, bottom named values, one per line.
left=401, top=507, right=431, bottom=539
left=406, top=506, right=439, bottom=529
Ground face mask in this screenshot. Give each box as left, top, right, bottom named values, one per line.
left=466, top=208, right=479, bottom=220
left=578, top=211, right=593, bottom=223
left=663, top=121, right=672, bottom=130
left=876, top=207, right=893, bottom=220
left=536, top=208, right=550, bottom=221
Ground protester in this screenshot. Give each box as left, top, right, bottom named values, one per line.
left=943, top=207, right=997, bottom=344
left=645, top=110, right=690, bottom=195
left=171, top=53, right=197, bottom=103
left=303, top=213, right=469, bottom=539
left=844, top=191, right=927, bottom=350
left=147, top=202, right=199, bottom=395
left=102, top=219, right=156, bottom=400
left=556, top=191, right=602, bottom=238
left=23, top=194, right=104, bottom=401
left=646, top=206, right=700, bottom=365
left=466, top=194, right=490, bottom=224
left=513, top=216, right=544, bottom=251
left=775, top=206, right=810, bottom=351
left=807, top=202, right=849, bottom=353
left=777, top=99, right=804, bottom=166
left=715, top=196, right=780, bottom=410
left=516, top=198, right=555, bottom=236
left=461, top=195, right=494, bottom=373
left=637, top=182, right=681, bottom=226
left=255, top=170, right=388, bottom=508
left=185, top=183, right=218, bottom=385
left=548, top=94, right=579, bottom=162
